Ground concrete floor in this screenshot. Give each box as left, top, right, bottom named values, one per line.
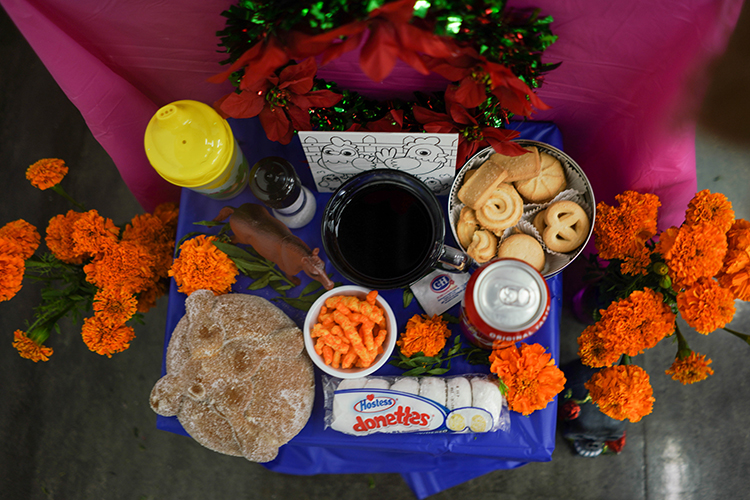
left=2, top=7, right=750, bottom=500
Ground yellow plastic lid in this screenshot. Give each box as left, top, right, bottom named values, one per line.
left=144, top=100, right=235, bottom=188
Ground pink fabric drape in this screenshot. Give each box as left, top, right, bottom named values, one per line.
left=1, top=0, right=743, bottom=223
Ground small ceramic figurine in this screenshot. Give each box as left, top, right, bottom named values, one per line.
left=213, top=203, right=334, bottom=290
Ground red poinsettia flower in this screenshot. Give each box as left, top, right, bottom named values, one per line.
left=288, top=0, right=455, bottom=83
left=217, top=58, right=342, bottom=144
left=412, top=96, right=524, bottom=163
left=207, top=35, right=291, bottom=89
left=425, top=49, right=550, bottom=116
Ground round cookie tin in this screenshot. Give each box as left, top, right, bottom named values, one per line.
left=459, top=258, right=550, bottom=349
left=448, top=140, right=596, bottom=278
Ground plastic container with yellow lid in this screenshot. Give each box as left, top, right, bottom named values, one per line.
left=144, top=100, right=249, bottom=200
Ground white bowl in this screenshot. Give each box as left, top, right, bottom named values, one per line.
left=303, top=285, right=397, bottom=379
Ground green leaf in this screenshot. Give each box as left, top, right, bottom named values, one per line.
left=427, top=367, right=450, bottom=375
left=403, top=288, right=414, bottom=308
left=212, top=241, right=257, bottom=260
left=193, top=219, right=227, bottom=227
left=402, top=366, right=429, bottom=376
left=247, top=273, right=271, bottom=290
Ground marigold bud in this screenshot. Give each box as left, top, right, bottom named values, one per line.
left=653, top=262, right=669, bottom=276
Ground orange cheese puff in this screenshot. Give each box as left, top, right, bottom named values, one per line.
left=333, top=310, right=372, bottom=365
left=323, top=330, right=350, bottom=355
left=314, top=336, right=325, bottom=356
left=341, top=345, right=358, bottom=369
left=322, top=345, right=334, bottom=365
left=359, top=320, right=376, bottom=354
left=331, top=350, right=341, bottom=369
left=366, top=290, right=378, bottom=305
left=311, top=323, right=330, bottom=338
left=318, top=313, right=335, bottom=327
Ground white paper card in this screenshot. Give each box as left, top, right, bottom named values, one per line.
left=410, top=269, right=470, bottom=317
left=299, top=131, right=459, bottom=195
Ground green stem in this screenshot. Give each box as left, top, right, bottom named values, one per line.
left=674, top=323, right=692, bottom=359
left=619, top=354, right=632, bottom=366
left=51, top=184, right=86, bottom=211
left=723, top=327, right=750, bottom=346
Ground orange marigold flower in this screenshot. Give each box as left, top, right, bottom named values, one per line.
left=84, top=240, right=158, bottom=295
left=717, top=269, right=750, bottom=301
left=397, top=314, right=451, bottom=357
left=12, top=330, right=53, bottom=362
left=656, top=223, right=727, bottom=289
left=169, top=235, right=238, bottom=296
left=685, top=189, right=735, bottom=234
left=490, top=342, right=566, bottom=416
left=585, top=364, right=655, bottom=422
left=153, top=202, right=179, bottom=230
left=93, top=287, right=138, bottom=327
left=676, top=277, right=735, bottom=334
left=578, top=288, right=675, bottom=367
left=717, top=219, right=750, bottom=300
left=45, top=210, right=87, bottom=264
left=0, top=219, right=40, bottom=259
left=26, top=158, right=68, bottom=190
left=594, top=191, right=660, bottom=274
left=81, top=315, right=135, bottom=357
left=665, top=351, right=714, bottom=384
left=136, top=280, right=168, bottom=313
left=122, top=213, right=175, bottom=279
left=721, top=219, right=750, bottom=274
left=71, top=210, right=120, bottom=257
left=0, top=253, right=25, bottom=302
left=577, top=324, right=623, bottom=368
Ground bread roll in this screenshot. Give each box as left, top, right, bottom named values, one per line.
left=149, top=290, right=314, bottom=463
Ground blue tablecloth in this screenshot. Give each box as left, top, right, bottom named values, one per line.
left=156, top=119, right=564, bottom=499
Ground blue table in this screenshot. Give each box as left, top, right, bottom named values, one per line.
left=157, top=119, right=564, bottom=499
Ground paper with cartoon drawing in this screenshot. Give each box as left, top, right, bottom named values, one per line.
left=299, top=131, right=458, bottom=195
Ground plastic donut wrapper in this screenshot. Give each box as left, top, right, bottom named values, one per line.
left=322, top=374, right=511, bottom=436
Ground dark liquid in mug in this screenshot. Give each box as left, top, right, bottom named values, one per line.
left=336, top=183, right=434, bottom=280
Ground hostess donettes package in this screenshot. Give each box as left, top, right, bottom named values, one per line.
left=322, top=374, right=510, bottom=436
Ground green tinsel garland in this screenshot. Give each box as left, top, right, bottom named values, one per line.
left=214, top=0, right=559, bottom=132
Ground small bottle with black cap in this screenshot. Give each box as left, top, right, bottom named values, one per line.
left=249, top=156, right=317, bottom=228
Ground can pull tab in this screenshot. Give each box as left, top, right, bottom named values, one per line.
left=498, top=286, right=531, bottom=307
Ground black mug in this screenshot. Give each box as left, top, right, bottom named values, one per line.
left=322, top=169, right=469, bottom=289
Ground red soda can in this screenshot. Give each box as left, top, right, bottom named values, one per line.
left=459, top=258, right=551, bottom=349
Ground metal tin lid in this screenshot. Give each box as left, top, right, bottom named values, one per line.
left=473, top=259, right=548, bottom=332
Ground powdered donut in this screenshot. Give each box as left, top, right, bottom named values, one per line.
left=475, top=183, right=523, bottom=235
left=542, top=200, right=590, bottom=253
left=514, top=152, right=567, bottom=203
left=466, top=229, right=498, bottom=263
left=149, top=290, right=314, bottom=463
left=497, top=233, right=546, bottom=272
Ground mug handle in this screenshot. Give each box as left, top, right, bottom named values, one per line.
left=436, top=245, right=471, bottom=273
